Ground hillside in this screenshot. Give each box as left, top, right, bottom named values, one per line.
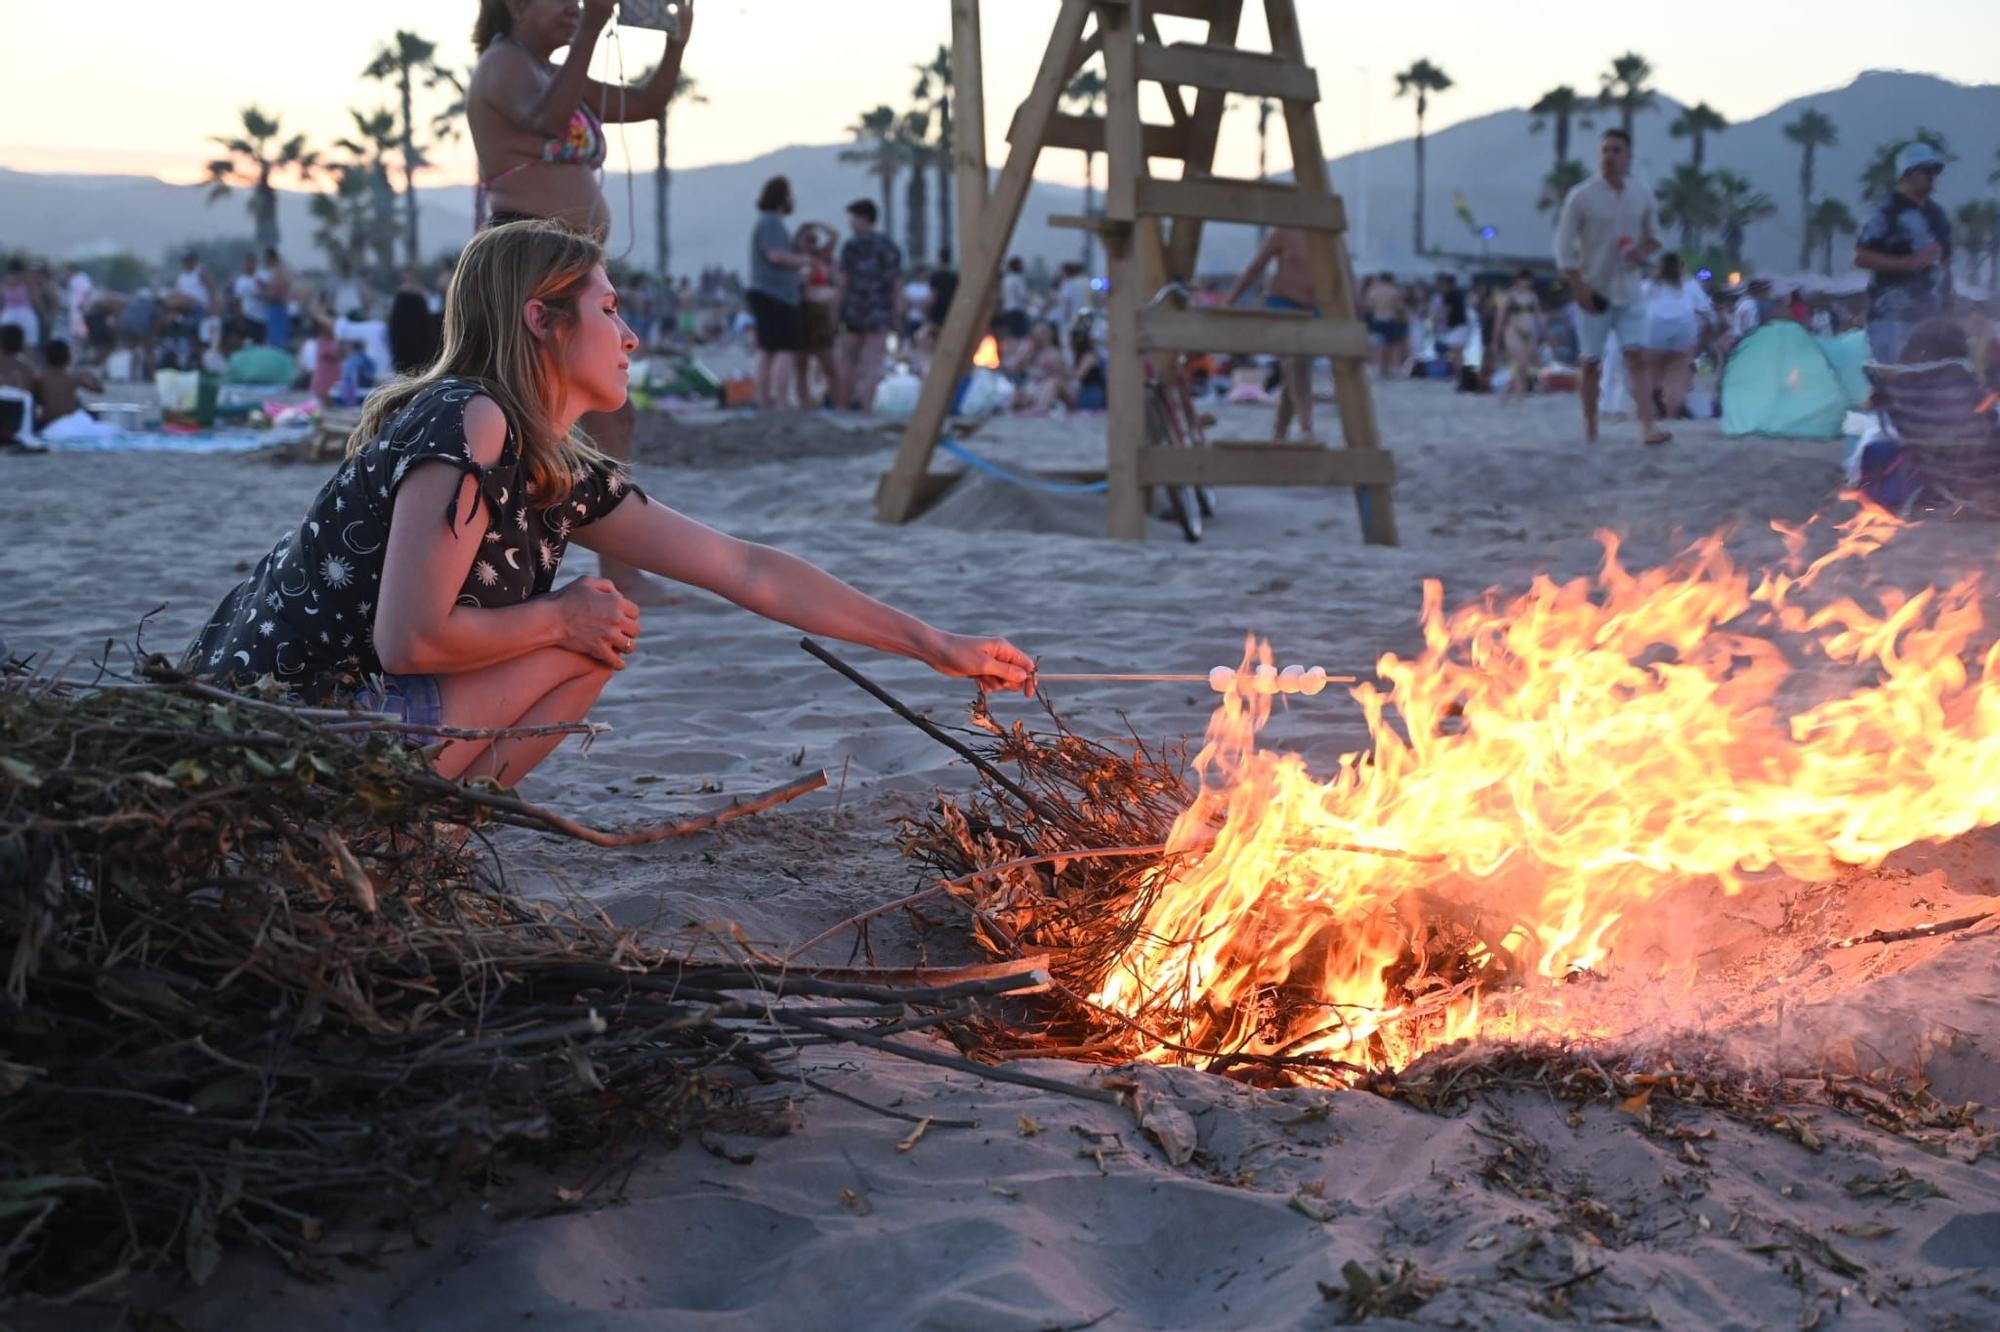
left=1, top=70, right=1993, bottom=282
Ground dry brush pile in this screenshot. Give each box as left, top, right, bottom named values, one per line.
left=0, top=651, right=1037, bottom=1304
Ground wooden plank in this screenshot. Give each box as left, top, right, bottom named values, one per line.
left=1017, top=112, right=1191, bottom=161
left=1096, top=0, right=1222, bottom=15
left=1046, top=212, right=1132, bottom=234
left=1137, top=307, right=1372, bottom=359
left=1261, top=0, right=1397, bottom=545
left=1137, top=42, right=1318, bottom=102
left=1138, top=444, right=1398, bottom=488
left=1138, top=177, right=1346, bottom=231
left=878, top=0, right=1092, bottom=525
left=1162, top=0, right=1244, bottom=282
left=1101, top=7, right=1147, bottom=541
left=951, top=0, right=988, bottom=268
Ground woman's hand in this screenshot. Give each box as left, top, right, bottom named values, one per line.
left=672, top=0, right=696, bottom=45
left=583, top=0, right=617, bottom=32
left=555, top=575, right=642, bottom=670
left=925, top=632, right=1037, bottom=697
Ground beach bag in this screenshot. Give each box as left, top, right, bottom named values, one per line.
left=225, top=345, right=298, bottom=387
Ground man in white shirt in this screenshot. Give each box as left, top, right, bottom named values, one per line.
left=1553, top=128, right=1667, bottom=445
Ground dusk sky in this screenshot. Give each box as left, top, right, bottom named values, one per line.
left=4, top=0, right=1995, bottom=186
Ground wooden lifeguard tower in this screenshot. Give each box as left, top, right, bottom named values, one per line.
left=875, top=0, right=1397, bottom=545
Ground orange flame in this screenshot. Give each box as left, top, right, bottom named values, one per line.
left=1091, top=505, right=2000, bottom=1076
left=974, top=335, right=1002, bottom=370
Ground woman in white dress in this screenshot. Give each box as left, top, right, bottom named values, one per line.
left=1640, top=253, right=1712, bottom=421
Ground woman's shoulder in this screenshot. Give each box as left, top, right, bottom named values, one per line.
left=378, top=378, right=507, bottom=459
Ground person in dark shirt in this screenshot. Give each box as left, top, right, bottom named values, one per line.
left=835, top=198, right=903, bottom=411
left=184, top=219, right=1033, bottom=785
left=1855, top=141, right=1954, bottom=362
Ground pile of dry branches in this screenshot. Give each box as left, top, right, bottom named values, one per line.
left=0, top=652, right=1037, bottom=1303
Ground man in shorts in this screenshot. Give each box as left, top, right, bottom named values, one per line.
left=834, top=199, right=904, bottom=412
left=1554, top=128, right=1666, bottom=445
left=1362, top=272, right=1409, bottom=377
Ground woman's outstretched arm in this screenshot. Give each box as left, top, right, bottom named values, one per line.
left=571, top=494, right=1035, bottom=694
left=585, top=0, right=696, bottom=123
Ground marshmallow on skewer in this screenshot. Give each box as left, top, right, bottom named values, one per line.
left=1206, top=664, right=1338, bottom=696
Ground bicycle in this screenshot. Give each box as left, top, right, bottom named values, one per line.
left=1141, top=281, right=1217, bottom=542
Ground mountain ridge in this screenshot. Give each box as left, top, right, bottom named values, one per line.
left=2, top=70, right=1993, bottom=281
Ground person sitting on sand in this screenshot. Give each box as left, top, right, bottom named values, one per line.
left=1070, top=324, right=1107, bottom=413
left=182, top=221, right=1033, bottom=785
left=34, top=339, right=103, bottom=426
left=1008, top=320, right=1076, bottom=416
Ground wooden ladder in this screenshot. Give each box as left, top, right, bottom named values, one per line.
left=875, top=0, right=1397, bottom=545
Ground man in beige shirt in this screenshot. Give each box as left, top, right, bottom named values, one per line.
left=1554, top=128, right=1666, bottom=445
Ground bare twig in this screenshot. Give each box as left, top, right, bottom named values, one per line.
left=409, top=769, right=829, bottom=847
left=800, top=637, right=1056, bottom=824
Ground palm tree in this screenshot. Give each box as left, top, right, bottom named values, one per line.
left=1393, top=59, right=1452, bottom=255
left=1597, top=52, right=1658, bottom=139
left=1656, top=164, right=1720, bottom=252
left=1528, top=85, right=1591, bottom=169
left=332, top=107, right=404, bottom=278
left=1062, top=69, right=1107, bottom=269
left=897, top=110, right=934, bottom=264
left=840, top=105, right=902, bottom=239
left=1537, top=159, right=1588, bottom=214
left=204, top=106, right=316, bottom=249
left=654, top=73, right=705, bottom=282
left=1861, top=128, right=1953, bottom=202
left=1669, top=102, right=1727, bottom=170
left=1805, top=198, right=1858, bottom=276
left=913, top=45, right=955, bottom=264
left=363, top=30, right=443, bottom=267
left=1711, top=171, right=1776, bottom=269
left=1782, top=110, right=1838, bottom=268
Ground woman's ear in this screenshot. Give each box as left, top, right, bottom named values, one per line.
left=523, top=299, right=553, bottom=341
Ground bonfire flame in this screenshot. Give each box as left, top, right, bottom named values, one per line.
left=1092, top=506, right=2000, bottom=1075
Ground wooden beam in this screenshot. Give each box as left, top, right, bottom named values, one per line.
left=1262, top=0, right=1398, bottom=546
left=1162, top=0, right=1244, bottom=282
left=1138, top=444, right=1398, bottom=488
left=951, top=0, right=988, bottom=268
left=1101, top=7, right=1146, bottom=540
left=878, top=0, right=1092, bottom=525
left=1137, top=307, right=1372, bottom=359
left=1015, top=112, right=1191, bottom=161
left=1137, top=42, right=1318, bottom=103
left=1046, top=213, right=1132, bottom=235
left=1138, top=178, right=1346, bottom=231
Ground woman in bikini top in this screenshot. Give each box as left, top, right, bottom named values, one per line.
left=467, top=0, right=695, bottom=238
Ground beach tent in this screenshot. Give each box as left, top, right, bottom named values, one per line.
left=1721, top=322, right=1862, bottom=439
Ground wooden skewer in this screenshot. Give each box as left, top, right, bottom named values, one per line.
left=1034, top=672, right=1362, bottom=685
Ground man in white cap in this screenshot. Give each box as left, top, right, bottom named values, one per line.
left=1853, top=140, right=1953, bottom=362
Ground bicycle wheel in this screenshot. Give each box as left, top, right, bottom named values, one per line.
left=1161, top=364, right=1218, bottom=520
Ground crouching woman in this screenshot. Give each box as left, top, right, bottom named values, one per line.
left=184, top=220, right=1033, bottom=783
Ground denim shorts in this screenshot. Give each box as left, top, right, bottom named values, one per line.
left=1577, top=301, right=1649, bottom=361
left=352, top=672, right=444, bottom=732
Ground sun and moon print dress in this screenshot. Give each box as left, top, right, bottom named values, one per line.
left=184, top=378, right=641, bottom=703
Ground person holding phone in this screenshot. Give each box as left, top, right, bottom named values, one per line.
left=467, top=0, right=695, bottom=605
left=1554, top=128, right=1666, bottom=446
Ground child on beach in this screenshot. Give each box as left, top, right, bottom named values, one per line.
left=794, top=222, right=841, bottom=410
left=184, top=220, right=1033, bottom=785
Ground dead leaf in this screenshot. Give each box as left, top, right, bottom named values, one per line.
left=986, top=1183, right=1020, bottom=1200
left=1134, top=1097, right=1198, bottom=1167
left=1017, top=1114, right=1043, bottom=1137
left=1290, top=1189, right=1339, bottom=1223
left=1617, top=1088, right=1653, bottom=1116
left=1831, top=1221, right=1898, bottom=1240
left=554, top=1186, right=585, bottom=1205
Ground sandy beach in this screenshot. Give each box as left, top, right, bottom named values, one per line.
left=6, top=382, right=2000, bottom=1330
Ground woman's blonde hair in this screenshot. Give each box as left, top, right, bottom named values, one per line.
left=349, top=219, right=610, bottom=507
